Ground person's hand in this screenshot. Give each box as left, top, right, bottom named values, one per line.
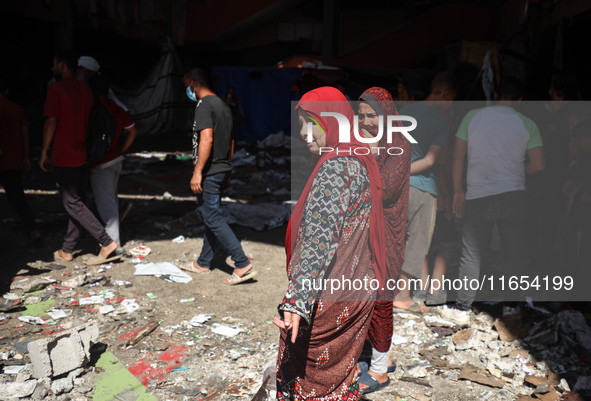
left=190, top=172, right=203, bottom=194
left=39, top=152, right=48, bottom=172
left=273, top=311, right=301, bottom=343
left=223, top=177, right=231, bottom=192
left=453, top=191, right=466, bottom=219
left=22, top=158, right=31, bottom=172
left=445, top=202, right=454, bottom=220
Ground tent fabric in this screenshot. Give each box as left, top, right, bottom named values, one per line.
left=111, top=50, right=193, bottom=136
left=213, top=66, right=301, bottom=141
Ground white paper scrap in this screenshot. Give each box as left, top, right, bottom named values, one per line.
left=211, top=324, right=240, bottom=337
left=98, top=305, right=115, bottom=314
left=189, top=314, right=212, bottom=326
left=134, top=262, right=193, bottom=284
left=18, top=316, right=45, bottom=325
left=79, top=296, right=105, bottom=305
left=47, top=309, right=68, bottom=320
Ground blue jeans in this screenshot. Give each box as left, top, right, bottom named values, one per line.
left=197, top=172, right=249, bottom=269
left=456, top=191, right=526, bottom=310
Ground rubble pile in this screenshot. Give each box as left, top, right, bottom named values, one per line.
left=366, top=305, right=591, bottom=401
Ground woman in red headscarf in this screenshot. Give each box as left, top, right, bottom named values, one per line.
left=273, top=87, right=387, bottom=400
left=356, top=87, right=411, bottom=394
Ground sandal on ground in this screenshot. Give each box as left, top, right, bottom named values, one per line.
left=358, top=372, right=390, bottom=395
left=178, top=262, right=211, bottom=275
left=358, top=361, right=396, bottom=374
left=53, top=250, right=70, bottom=263
left=392, top=301, right=425, bottom=314
left=224, top=266, right=257, bottom=285
left=84, top=253, right=122, bottom=266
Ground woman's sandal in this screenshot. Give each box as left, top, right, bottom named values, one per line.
left=358, top=372, right=390, bottom=395
left=224, top=266, right=257, bottom=285
left=178, top=262, right=211, bottom=274
left=84, top=252, right=122, bottom=266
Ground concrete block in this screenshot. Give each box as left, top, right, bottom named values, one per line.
left=51, top=376, right=74, bottom=395
left=0, top=380, right=37, bottom=398
left=31, top=378, right=50, bottom=400
left=27, top=322, right=98, bottom=378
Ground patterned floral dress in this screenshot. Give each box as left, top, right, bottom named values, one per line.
left=277, top=157, right=377, bottom=401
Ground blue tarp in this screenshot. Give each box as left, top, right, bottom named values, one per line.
left=212, top=66, right=301, bottom=141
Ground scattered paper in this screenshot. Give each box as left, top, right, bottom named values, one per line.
left=18, top=316, right=45, bottom=325
left=189, top=314, right=212, bottom=326
left=391, top=334, right=409, bottom=345
left=134, top=262, right=193, bottom=284
left=3, top=365, right=27, bottom=374
left=211, top=324, right=240, bottom=337
left=121, top=299, right=139, bottom=313
left=99, top=305, right=115, bottom=314
left=424, top=315, right=455, bottom=327
left=79, top=296, right=105, bottom=305
left=130, top=245, right=151, bottom=256
left=172, top=235, right=185, bottom=243
left=47, top=309, right=68, bottom=320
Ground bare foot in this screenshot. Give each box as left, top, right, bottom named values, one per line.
left=223, top=264, right=253, bottom=284
left=358, top=369, right=389, bottom=391
left=58, top=249, right=73, bottom=262
left=99, top=242, right=119, bottom=259
left=192, top=261, right=211, bottom=273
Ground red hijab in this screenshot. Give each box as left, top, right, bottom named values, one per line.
left=286, top=86, right=387, bottom=291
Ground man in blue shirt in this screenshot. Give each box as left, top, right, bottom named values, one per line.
left=394, top=71, right=459, bottom=312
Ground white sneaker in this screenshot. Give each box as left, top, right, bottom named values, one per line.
left=439, top=307, right=470, bottom=326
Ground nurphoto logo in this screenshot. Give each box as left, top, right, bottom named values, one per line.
left=306, top=112, right=418, bottom=155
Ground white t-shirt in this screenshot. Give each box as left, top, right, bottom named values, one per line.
left=456, top=106, right=543, bottom=200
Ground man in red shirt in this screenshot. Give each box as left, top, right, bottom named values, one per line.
left=40, top=51, right=119, bottom=264
left=0, top=77, right=40, bottom=239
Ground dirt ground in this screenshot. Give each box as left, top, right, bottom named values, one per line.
left=1, top=138, right=590, bottom=400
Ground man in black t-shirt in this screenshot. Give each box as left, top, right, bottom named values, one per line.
left=183, top=68, right=256, bottom=285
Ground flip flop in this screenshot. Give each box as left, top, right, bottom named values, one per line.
left=224, top=266, right=257, bottom=285
left=178, top=262, right=211, bottom=275
left=358, top=361, right=396, bottom=374
left=53, top=250, right=70, bottom=262
left=358, top=372, right=390, bottom=395
left=84, top=254, right=122, bottom=266
left=392, top=301, right=425, bottom=314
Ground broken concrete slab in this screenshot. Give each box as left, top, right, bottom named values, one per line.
left=458, top=363, right=505, bottom=388
left=453, top=328, right=479, bottom=350
left=535, top=388, right=561, bottom=401
left=0, top=379, right=37, bottom=398
left=10, top=277, right=54, bottom=293
left=27, top=322, right=98, bottom=378
left=493, top=315, right=531, bottom=342
left=30, top=378, right=50, bottom=400
left=525, top=371, right=560, bottom=387
left=51, top=375, right=74, bottom=395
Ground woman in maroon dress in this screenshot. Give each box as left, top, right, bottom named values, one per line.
left=274, top=87, right=387, bottom=400
left=357, top=87, right=411, bottom=393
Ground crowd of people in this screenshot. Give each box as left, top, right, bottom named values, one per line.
left=1, top=50, right=590, bottom=401
left=274, top=70, right=590, bottom=399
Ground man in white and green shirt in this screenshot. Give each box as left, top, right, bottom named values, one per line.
left=442, top=77, right=545, bottom=325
